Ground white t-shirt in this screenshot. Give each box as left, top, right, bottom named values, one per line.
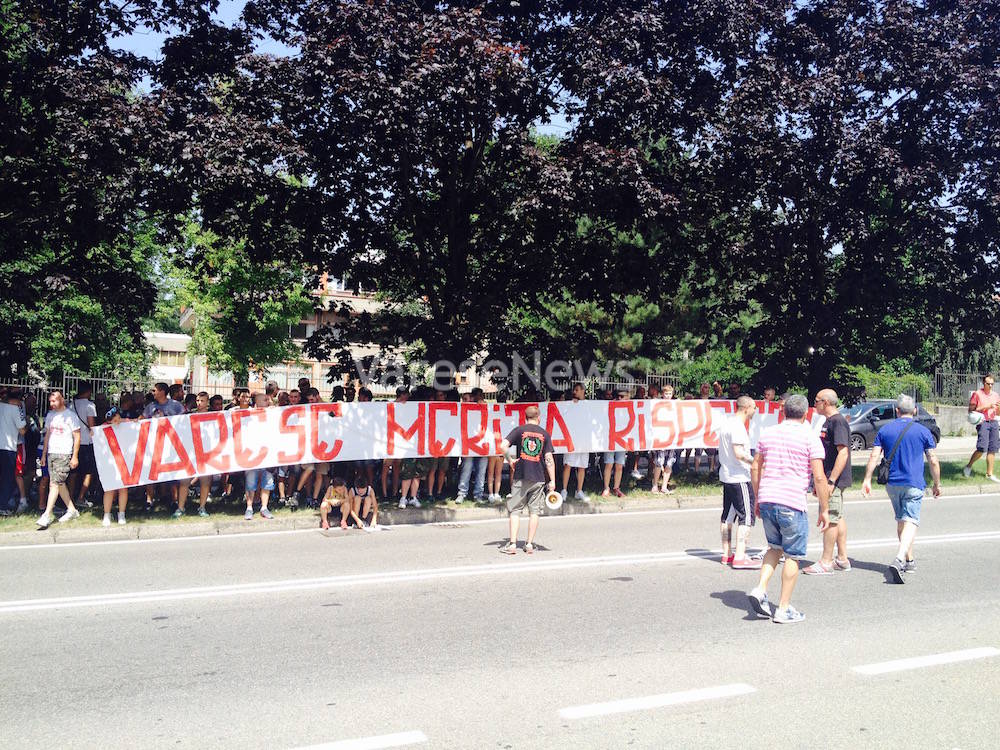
left=0, top=403, right=26, bottom=452
left=44, top=409, right=83, bottom=455
left=718, top=415, right=752, bottom=484
left=72, top=398, right=97, bottom=445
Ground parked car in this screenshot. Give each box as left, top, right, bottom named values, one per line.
left=841, top=400, right=942, bottom=451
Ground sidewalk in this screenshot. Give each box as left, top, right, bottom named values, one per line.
left=1, top=482, right=994, bottom=548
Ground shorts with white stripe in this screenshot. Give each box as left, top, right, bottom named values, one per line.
left=721, top=482, right=755, bottom=527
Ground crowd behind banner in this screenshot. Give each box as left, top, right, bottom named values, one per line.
left=0, top=377, right=788, bottom=528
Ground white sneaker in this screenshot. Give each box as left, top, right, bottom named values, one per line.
left=118, top=512, right=127, bottom=525
left=36, top=512, right=52, bottom=528
left=408, top=497, right=422, bottom=508
left=630, top=469, right=643, bottom=480
left=58, top=508, right=80, bottom=524
left=102, top=514, right=111, bottom=527
left=989, top=474, right=1000, bottom=484
left=560, top=489, right=567, bottom=501
left=963, top=466, right=972, bottom=478
left=574, top=490, right=587, bottom=501
left=397, top=498, right=407, bottom=509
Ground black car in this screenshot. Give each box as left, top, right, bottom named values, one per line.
left=840, top=400, right=942, bottom=452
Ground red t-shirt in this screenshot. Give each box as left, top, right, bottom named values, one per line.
left=972, top=389, right=1000, bottom=421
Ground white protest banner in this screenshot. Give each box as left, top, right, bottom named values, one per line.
left=93, top=399, right=821, bottom=490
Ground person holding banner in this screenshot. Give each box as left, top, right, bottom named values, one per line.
left=499, top=406, right=555, bottom=555
left=101, top=407, right=129, bottom=526
left=560, top=383, right=590, bottom=502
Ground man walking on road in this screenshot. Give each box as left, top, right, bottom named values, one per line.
left=803, top=389, right=852, bottom=575
left=499, top=406, right=555, bottom=555
left=718, top=396, right=760, bottom=569
left=862, top=394, right=941, bottom=583
left=963, top=374, right=1000, bottom=482
left=747, top=395, right=830, bottom=623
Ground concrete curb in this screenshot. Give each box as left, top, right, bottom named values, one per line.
left=0, top=482, right=993, bottom=547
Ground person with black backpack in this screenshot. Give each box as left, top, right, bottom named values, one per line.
left=861, top=394, right=941, bottom=583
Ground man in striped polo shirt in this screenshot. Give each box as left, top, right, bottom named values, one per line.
left=747, top=394, right=831, bottom=623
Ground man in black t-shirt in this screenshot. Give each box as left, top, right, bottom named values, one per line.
left=499, top=405, right=555, bottom=555
left=804, top=388, right=853, bottom=575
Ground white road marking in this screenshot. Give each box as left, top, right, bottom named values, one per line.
left=0, top=492, right=996, bottom=550
left=852, top=647, right=1000, bottom=675
left=559, top=683, right=756, bottom=719
left=290, top=730, right=428, bottom=750
left=2, top=529, right=998, bottom=614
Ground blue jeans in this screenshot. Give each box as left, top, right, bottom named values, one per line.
left=458, top=456, right=487, bottom=499
left=887, top=485, right=924, bottom=525
left=759, top=503, right=809, bottom=560
left=245, top=469, right=275, bottom=493
left=0, top=450, right=15, bottom=512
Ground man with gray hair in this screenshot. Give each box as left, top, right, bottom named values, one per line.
left=862, top=394, right=940, bottom=583
left=717, top=395, right=760, bottom=568
left=747, top=394, right=830, bottom=623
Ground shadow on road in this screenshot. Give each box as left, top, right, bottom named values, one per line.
left=684, top=547, right=721, bottom=564
left=709, top=590, right=762, bottom=621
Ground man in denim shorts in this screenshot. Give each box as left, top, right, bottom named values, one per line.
left=862, top=394, right=941, bottom=583
left=747, top=395, right=830, bottom=623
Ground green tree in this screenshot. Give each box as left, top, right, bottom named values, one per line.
left=177, top=222, right=314, bottom=382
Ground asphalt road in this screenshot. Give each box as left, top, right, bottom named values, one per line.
left=1, top=490, right=997, bottom=750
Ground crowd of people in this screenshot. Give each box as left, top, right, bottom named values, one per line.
left=0, top=373, right=970, bottom=621
left=0, top=377, right=779, bottom=530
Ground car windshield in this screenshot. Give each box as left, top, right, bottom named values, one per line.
left=841, top=404, right=867, bottom=418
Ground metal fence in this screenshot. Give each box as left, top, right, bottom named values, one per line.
left=933, top=369, right=983, bottom=406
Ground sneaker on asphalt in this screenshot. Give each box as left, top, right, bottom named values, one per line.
left=197, top=507, right=209, bottom=518
left=772, top=605, right=806, bottom=624
left=963, top=466, right=972, bottom=478
left=747, top=588, right=771, bottom=618
left=721, top=554, right=734, bottom=565
left=36, top=513, right=52, bottom=529
left=118, top=512, right=127, bottom=525
left=398, top=498, right=407, bottom=509
left=499, top=541, right=517, bottom=555
left=802, top=561, right=835, bottom=575
left=171, top=508, right=183, bottom=519
left=408, top=498, right=421, bottom=508
left=260, top=507, right=274, bottom=520
left=834, top=557, right=852, bottom=571
left=58, top=508, right=80, bottom=524
left=889, top=557, right=906, bottom=584
left=244, top=508, right=254, bottom=521
left=903, top=559, right=916, bottom=573
left=102, top=514, right=111, bottom=528
left=732, top=557, right=762, bottom=570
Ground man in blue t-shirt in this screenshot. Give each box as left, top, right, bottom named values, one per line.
left=861, top=394, right=941, bottom=583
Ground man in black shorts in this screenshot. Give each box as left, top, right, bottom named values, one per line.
left=498, top=406, right=555, bottom=555
left=717, top=396, right=760, bottom=569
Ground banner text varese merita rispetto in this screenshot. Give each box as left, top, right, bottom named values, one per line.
left=93, top=400, right=822, bottom=490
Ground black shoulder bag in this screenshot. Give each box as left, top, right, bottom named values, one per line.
left=876, top=421, right=915, bottom=485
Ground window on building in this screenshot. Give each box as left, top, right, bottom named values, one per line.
left=156, top=350, right=186, bottom=367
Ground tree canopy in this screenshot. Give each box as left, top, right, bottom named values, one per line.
left=2, top=0, right=997, bottom=391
